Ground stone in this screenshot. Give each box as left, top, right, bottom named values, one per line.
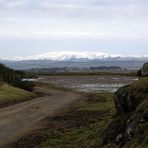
left=141, top=62, right=148, bottom=77
left=116, top=133, right=123, bottom=143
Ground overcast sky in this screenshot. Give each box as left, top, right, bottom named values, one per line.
left=0, top=0, right=148, bottom=58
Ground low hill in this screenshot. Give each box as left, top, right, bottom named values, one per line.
left=2, top=60, right=147, bottom=70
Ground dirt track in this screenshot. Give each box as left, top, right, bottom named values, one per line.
left=0, top=87, right=81, bottom=147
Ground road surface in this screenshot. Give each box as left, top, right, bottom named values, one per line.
left=0, top=87, right=81, bottom=147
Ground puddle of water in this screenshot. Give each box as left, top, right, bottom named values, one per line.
left=64, top=83, right=126, bottom=93
left=22, top=78, right=43, bottom=82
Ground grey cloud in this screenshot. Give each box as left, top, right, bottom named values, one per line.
left=0, top=0, right=148, bottom=56
left=0, top=0, right=147, bottom=20
left=1, top=0, right=148, bottom=10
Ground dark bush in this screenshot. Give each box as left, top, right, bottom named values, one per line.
left=12, top=79, right=35, bottom=91
left=19, top=81, right=35, bottom=91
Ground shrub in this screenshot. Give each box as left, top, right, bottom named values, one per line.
left=12, top=80, right=35, bottom=91
left=19, top=81, right=35, bottom=91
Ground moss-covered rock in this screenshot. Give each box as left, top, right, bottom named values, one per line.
left=114, top=78, right=148, bottom=114
left=114, top=85, right=133, bottom=113
left=102, top=77, right=148, bottom=147
left=140, top=62, right=148, bottom=77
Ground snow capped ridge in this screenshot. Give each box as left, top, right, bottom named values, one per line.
left=11, top=51, right=148, bottom=61
left=12, top=51, right=122, bottom=61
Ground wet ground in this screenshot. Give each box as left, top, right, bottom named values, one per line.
left=38, top=75, right=138, bottom=92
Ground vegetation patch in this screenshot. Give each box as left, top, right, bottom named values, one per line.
left=0, top=63, right=35, bottom=91
left=0, top=84, right=35, bottom=107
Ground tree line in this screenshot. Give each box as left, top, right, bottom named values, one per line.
left=0, top=63, right=35, bottom=91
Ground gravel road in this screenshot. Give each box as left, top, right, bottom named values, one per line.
left=0, top=87, right=80, bottom=147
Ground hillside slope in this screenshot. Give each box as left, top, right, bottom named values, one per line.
left=0, top=84, right=35, bottom=107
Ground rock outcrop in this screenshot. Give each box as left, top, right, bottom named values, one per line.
left=114, top=78, right=148, bottom=114
left=102, top=63, right=148, bottom=148
left=139, top=62, right=148, bottom=77
left=114, top=85, right=135, bottom=113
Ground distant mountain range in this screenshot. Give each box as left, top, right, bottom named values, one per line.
left=2, top=51, right=148, bottom=61
left=1, top=52, right=148, bottom=70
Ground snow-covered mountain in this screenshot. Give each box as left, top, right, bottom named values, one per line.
left=1, top=51, right=148, bottom=70
left=13, top=51, right=110, bottom=61
left=11, top=51, right=148, bottom=61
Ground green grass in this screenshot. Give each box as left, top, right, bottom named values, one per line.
left=38, top=93, right=115, bottom=148
left=0, top=84, right=35, bottom=107
left=12, top=92, right=115, bottom=148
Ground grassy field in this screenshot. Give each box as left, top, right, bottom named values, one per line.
left=0, top=84, right=35, bottom=107
left=12, top=92, right=115, bottom=148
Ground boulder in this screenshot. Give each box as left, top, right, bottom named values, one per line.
left=114, top=85, right=136, bottom=113
left=114, top=78, right=148, bottom=114
left=141, top=62, right=148, bottom=77
left=116, top=133, right=123, bottom=143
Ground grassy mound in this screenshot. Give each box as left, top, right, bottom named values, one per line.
left=0, top=84, right=35, bottom=107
